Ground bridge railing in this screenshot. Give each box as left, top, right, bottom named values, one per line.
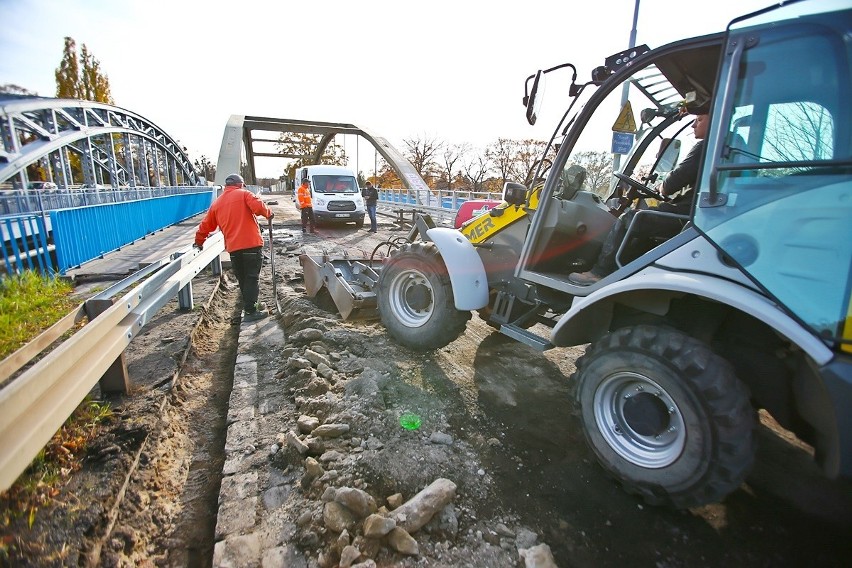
left=0, top=185, right=211, bottom=216
left=376, top=187, right=503, bottom=226
left=1, top=187, right=214, bottom=275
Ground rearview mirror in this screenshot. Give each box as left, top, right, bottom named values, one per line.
left=525, top=70, right=545, bottom=125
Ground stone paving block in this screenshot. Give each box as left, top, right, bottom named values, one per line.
left=212, top=533, right=262, bottom=567
left=216, top=495, right=259, bottom=538
left=225, top=419, right=259, bottom=453
left=219, top=471, right=259, bottom=503
left=233, top=360, right=258, bottom=387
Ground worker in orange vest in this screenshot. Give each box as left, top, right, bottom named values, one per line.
left=297, top=178, right=316, bottom=233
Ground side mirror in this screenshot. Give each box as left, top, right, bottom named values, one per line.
left=525, top=70, right=544, bottom=125
left=503, top=182, right=527, bottom=205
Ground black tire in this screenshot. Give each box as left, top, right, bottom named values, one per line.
left=572, top=325, right=756, bottom=509
left=355, top=216, right=364, bottom=229
left=377, top=242, right=470, bottom=350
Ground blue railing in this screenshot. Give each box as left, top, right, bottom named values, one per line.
left=0, top=214, right=54, bottom=275
left=50, top=191, right=212, bottom=272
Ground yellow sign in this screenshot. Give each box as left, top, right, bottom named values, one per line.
left=613, top=101, right=637, bottom=133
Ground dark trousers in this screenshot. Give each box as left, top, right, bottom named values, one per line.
left=301, top=207, right=316, bottom=230
left=592, top=202, right=688, bottom=277
left=230, top=246, right=263, bottom=312
left=366, top=203, right=377, bottom=231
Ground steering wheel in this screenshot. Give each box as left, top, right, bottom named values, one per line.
left=614, top=172, right=668, bottom=201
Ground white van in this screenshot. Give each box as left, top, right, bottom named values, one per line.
left=294, top=165, right=365, bottom=227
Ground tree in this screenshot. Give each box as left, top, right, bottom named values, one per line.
left=0, top=84, right=37, bottom=96
left=54, top=37, right=113, bottom=104
left=194, top=156, right=216, bottom=184
left=571, top=150, right=614, bottom=197
left=403, top=135, right=443, bottom=186
left=276, top=133, right=349, bottom=180
left=459, top=151, right=492, bottom=194
left=485, top=138, right=517, bottom=185
left=440, top=143, right=469, bottom=191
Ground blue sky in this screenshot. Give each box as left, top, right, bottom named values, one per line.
left=1, top=0, right=775, bottom=177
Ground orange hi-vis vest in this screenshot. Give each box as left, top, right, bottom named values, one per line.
left=297, top=182, right=312, bottom=208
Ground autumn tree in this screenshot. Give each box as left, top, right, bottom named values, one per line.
left=55, top=37, right=114, bottom=104
left=276, top=133, right=349, bottom=180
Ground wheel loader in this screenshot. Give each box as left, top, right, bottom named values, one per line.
left=300, top=0, right=852, bottom=508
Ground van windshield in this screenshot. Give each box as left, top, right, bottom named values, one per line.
left=314, top=175, right=357, bottom=193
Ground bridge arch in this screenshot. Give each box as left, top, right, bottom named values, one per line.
left=216, top=115, right=430, bottom=194
left=0, top=96, right=202, bottom=188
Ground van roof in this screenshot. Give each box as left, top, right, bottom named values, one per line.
left=302, top=165, right=355, bottom=174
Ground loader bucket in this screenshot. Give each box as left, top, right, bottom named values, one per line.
left=299, top=253, right=381, bottom=320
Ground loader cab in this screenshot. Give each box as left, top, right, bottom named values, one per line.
left=694, top=1, right=852, bottom=351
left=514, top=35, right=724, bottom=292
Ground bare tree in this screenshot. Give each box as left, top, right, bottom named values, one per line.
left=460, top=150, right=492, bottom=194
left=440, top=142, right=469, bottom=191
left=0, top=84, right=37, bottom=95
left=485, top=138, right=517, bottom=184
left=403, top=135, right=444, bottom=185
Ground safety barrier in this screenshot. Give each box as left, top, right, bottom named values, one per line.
left=48, top=191, right=212, bottom=273
left=0, top=234, right=225, bottom=491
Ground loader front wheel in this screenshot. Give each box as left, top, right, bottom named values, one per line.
left=378, top=242, right=471, bottom=350
left=573, top=325, right=756, bottom=509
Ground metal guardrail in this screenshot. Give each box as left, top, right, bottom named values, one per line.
left=0, top=233, right=225, bottom=491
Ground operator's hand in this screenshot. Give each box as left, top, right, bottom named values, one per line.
left=193, top=242, right=203, bottom=251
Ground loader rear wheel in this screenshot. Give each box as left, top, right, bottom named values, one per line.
left=573, top=325, right=756, bottom=509
left=377, top=242, right=470, bottom=351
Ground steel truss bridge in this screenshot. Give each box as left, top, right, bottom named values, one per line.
left=0, top=95, right=201, bottom=188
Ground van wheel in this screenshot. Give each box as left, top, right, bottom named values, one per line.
left=377, top=242, right=470, bottom=350
left=573, top=325, right=756, bottom=509
left=355, top=217, right=364, bottom=229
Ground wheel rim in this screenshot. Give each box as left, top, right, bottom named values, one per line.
left=387, top=267, right=433, bottom=327
left=593, top=371, right=686, bottom=468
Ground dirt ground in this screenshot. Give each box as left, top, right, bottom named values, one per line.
left=3, top=195, right=852, bottom=567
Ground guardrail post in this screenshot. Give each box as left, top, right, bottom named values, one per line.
left=172, top=251, right=195, bottom=310
left=178, top=281, right=194, bottom=310
left=211, top=255, right=222, bottom=276
left=84, top=298, right=131, bottom=394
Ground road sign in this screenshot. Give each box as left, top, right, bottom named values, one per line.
left=611, top=132, right=634, bottom=154
left=613, top=101, right=637, bottom=133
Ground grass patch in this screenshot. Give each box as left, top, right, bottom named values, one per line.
left=0, top=271, right=78, bottom=360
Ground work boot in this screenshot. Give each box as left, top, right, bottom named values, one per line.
left=243, top=302, right=268, bottom=322
left=302, top=227, right=307, bottom=233
left=568, top=271, right=603, bottom=286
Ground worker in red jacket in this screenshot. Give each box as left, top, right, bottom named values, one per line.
left=195, top=173, right=273, bottom=321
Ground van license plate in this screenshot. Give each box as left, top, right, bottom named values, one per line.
left=335, top=214, right=348, bottom=218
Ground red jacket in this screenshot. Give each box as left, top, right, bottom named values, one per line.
left=195, top=185, right=272, bottom=252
